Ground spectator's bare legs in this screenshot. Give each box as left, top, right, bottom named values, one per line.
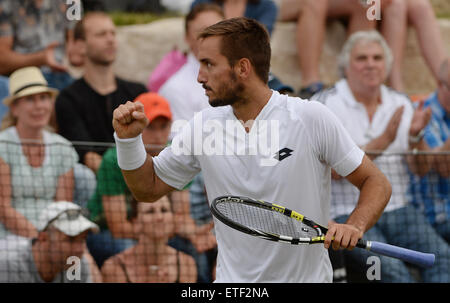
left=297, top=0, right=328, bottom=88
left=278, top=0, right=376, bottom=97
left=278, top=0, right=301, bottom=21
left=327, top=0, right=376, bottom=36
left=348, top=0, right=377, bottom=35
left=381, top=0, right=408, bottom=91
left=407, top=0, right=446, bottom=84
left=279, top=0, right=328, bottom=90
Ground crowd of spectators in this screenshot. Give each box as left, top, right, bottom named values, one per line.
left=0, top=0, right=448, bottom=283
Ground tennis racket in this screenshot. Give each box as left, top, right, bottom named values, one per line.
left=211, top=196, right=435, bottom=268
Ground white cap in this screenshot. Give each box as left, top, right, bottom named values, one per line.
left=37, top=201, right=99, bottom=237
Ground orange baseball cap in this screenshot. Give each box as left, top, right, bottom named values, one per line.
left=134, top=92, right=172, bottom=123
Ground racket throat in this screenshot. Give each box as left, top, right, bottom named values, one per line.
left=310, top=235, right=326, bottom=244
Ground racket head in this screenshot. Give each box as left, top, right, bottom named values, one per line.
left=211, top=196, right=327, bottom=244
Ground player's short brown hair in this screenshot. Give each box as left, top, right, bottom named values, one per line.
left=198, top=17, right=271, bottom=84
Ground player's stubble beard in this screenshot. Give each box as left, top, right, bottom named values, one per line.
left=205, top=70, right=245, bottom=108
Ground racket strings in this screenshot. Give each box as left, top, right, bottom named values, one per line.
left=216, top=201, right=319, bottom=239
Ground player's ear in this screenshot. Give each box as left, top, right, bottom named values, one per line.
left=235, top=58, right=251, bottom=80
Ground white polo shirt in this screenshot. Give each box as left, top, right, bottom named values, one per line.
left=314, top=79, right=414, bottom=219
left=153, top=90, right=364, bottom=282
left=158, top=53, right=210, bottom=138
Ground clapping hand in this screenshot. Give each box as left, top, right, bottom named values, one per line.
left=409, top=100, right=432, bottom=137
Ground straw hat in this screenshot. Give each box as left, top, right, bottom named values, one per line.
left=3, top=67, right=59, bottom=106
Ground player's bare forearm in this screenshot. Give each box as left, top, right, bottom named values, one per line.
left=325, top=155, right=391, bottom=250
left=121, top=155, right=174, bottom=203
left=346, top=155, right=391, bottom=232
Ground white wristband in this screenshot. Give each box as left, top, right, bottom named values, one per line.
left=114, top=132, right=147, bottom=170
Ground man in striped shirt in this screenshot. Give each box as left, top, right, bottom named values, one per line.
left=409, top=58, right=450, bottom=243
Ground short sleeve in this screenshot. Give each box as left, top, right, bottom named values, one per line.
left=421, top=95, right=443, bottom=149
left=422, top=105, right=443, bottom=149
left=303, top=101, right=364, bottom=177
left=153, top=119, right=201, bottom=190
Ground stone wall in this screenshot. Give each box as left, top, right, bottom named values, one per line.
left=97, top=16, right=450, bottom=96
left=431, top=0, right=450, bottom=16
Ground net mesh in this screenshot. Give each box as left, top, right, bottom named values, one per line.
left=0, top=140, right=448, bottom=283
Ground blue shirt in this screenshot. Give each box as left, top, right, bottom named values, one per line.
left=408, top=92, right=450, bottom=225
left=190, top=0, right=278, bottom=36
left=189, top=173, right=213, bottom=225
left=0, top=76, right=8, bottom=124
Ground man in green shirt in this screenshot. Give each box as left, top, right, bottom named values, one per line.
left=86, top=92, right=216, bottom=274
left=86, top=92, right=173, bottom=267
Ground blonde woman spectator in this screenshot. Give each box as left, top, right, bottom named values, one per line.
left=101, top=199, right=197, bottom=283
left=0, top=67, right=78, bottom=239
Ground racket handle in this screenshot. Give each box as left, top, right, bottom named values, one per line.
left=358, top=240, right=435, bottom=268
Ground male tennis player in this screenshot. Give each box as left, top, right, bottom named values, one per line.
left=112, top=17, right=391, bottom=282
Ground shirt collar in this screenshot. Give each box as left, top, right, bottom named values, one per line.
left=336, top=79, right=358, bottom=107
left=227, top=90, right=277, bottom=122
left=336, top=79, right=388, bottom=107
left=337, top=79, right=389, bottom=108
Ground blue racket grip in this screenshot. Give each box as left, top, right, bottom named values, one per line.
left=366, top=241, right=435, bottom=268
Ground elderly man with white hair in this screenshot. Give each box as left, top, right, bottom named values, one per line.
left=313, top=30, right=450, bottom=283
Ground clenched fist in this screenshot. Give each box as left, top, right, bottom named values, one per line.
left=113, top=101, right=149, bottom=139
